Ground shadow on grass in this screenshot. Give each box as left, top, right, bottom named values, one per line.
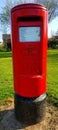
left=0, top=109, right=41, bottom=130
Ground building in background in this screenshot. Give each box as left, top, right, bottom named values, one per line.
left=2, top=34, right=11, bottom=51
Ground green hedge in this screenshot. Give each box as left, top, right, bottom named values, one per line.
left=0, top=52, right=12, bottom=58
left=48, top=38, right=58, bottom=49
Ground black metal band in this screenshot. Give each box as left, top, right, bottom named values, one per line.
left=14, top=93, right=46, bottom=126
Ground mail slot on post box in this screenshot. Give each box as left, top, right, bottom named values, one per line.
left=11, top=3, right=48, bottom=125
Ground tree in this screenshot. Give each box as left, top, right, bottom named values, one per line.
left=36, top=0, right=58, bottom=21
left=0, top=5, right=10, bottom=33
left=0, top=0, right=58, bottom=32
left=0, top=0, right=20, bottom=33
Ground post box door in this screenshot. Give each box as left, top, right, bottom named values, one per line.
left=17, top=19, right=42, bottom=76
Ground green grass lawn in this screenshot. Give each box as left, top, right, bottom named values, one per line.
left=0, top=52, right=13, bottom=103
left=0, top=50, right=58, bottom=106
left=47, top=50, right=58, bottom=106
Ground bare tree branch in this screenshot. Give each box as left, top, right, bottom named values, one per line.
left=36, top=0, right=58, bottom=22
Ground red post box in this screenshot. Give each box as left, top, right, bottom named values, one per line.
left=11, top=3, right=48, bottom=125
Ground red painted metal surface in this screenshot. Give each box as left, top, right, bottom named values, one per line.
left=11, top=3, right=48, bottom=97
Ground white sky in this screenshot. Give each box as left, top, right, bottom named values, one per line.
left=48, top=17, right=58, bottom=37
left=0, top=0, right=58, bottom=41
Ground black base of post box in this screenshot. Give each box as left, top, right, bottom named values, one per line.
left=14, top=94, right=46, bottom=126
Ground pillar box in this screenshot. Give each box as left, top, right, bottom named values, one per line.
left=11, top=3, right=48, bottom=125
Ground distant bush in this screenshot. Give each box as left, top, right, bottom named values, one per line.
left=0, top=43, right=11, bottom=52
left=48, top=37, right=58, bottom=49
left=0, top=44, right=6, bottom=52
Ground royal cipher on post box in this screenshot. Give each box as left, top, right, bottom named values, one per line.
left=11, top=3, right=48, bottom=124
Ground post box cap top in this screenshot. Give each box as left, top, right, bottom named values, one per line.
left=11, top=3, right=47, bottom=13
